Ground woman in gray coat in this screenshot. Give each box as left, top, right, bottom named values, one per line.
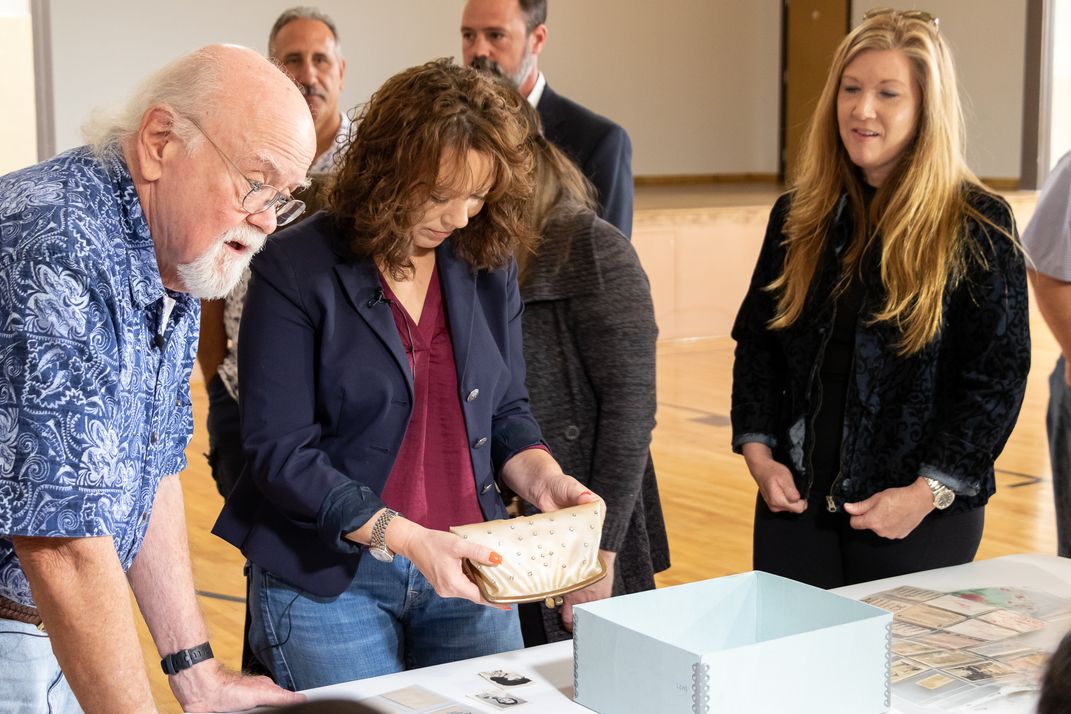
left=516, top=121, right=670, bottom=645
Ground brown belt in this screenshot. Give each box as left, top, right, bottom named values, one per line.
left=0, top=594, right=43, bottom=628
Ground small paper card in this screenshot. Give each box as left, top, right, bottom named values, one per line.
left=468, top=690, right=528, bottom=709
left=478, top=670, right=533, bottom=688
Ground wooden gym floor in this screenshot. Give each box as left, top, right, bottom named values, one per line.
left=137, top=187, right=1060, bottom=711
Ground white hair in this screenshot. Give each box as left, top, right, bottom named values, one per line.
left=82, top=47, right=225, bottom=157
left=176, top=223, right=267, bottom=299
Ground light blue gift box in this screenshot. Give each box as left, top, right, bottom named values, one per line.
left=572, top=571, right=892, bottom=713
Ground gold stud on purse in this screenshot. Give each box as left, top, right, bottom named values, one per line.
left=450, top=501, right=607, bottom=607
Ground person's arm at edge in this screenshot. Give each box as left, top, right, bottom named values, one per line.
left=13, top=535, right=155, bottom=713
left=129, top=475, right=302, bottom=712
left=1030, top=270, right=1071, bottom=384
left=1023, top=152, right=1071, bottom=381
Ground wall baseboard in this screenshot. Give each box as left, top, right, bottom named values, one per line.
left=635, top=174, right=1024, bottom=192
left=982, top=177, right=1021, bottom=191
left=634, top=173, right=780, bottom=187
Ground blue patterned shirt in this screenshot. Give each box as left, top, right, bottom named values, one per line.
left=0, top=147, right=199, bottom=607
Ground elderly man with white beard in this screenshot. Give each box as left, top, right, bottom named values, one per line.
left=0, top=44, right=315, bottom=713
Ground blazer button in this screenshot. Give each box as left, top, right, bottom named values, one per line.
left=481, top=481, right=494, bottom=494
left=473, top=437, right=488, bottom=449
left=466, top=388, right=480, bottom=402
left=564, top=425, right=580, bottom=441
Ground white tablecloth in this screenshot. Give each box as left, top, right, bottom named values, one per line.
left=251, top=554, right=1071, bottom=713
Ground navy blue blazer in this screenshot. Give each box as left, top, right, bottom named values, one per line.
left=212, top=212, right=545, bottom=597
left=537, top=83, right=634, bottom=238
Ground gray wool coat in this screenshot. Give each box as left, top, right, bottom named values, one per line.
left=520, top=208, right=670, bottom=643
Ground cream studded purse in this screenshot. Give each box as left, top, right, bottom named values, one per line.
left=450, top=501, right=607, bottom=607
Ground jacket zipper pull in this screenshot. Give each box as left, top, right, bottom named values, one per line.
left=826, top=495, right=837, bottom=513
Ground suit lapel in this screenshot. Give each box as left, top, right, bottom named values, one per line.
left=333, top=260, right=413, bottom=389
left=536, top=84, right=566, bottom=135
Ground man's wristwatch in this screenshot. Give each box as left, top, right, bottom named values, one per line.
left=368, top=508, right=402, bottom=562
left=924, top=477, right=955, bottom=510
left=160, top=641, right=214, bottom=675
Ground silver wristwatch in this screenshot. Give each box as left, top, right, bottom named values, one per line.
left=368, top=508, right=401, bottom=562
left=924, top=477, right=955, bottom=510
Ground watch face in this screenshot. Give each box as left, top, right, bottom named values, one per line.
left=368, top=546, right=394, bottom=563
left=935, top=489, right=955, bottom=509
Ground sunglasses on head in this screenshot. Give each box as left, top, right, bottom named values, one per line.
left=862, top=7, right=939, bottom=33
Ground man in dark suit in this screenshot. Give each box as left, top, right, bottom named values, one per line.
left=461, top=0, right=634, bottom=237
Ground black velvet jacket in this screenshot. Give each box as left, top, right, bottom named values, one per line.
left=730, top=189, right=1029, bottom=512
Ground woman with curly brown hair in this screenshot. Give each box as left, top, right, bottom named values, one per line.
left=731, top=10, right=1029, bottom=588
left=213, top=59, right=599, bottom=689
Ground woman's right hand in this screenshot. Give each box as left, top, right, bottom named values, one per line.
left=387, top=518, right=510, bottom=608
left=741, top=442, right=807, bottom=513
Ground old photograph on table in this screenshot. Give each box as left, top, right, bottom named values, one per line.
left=862, top=595, right=916, bottom=613
left=951, top=586, right=1071, bottom=620
left=909, top=649, right=986, bottom=669
left=892, top=668, right=974, bottom=707
left=891, top=658, right=928, bottom=684
left=469, top=690, right=528, bottom=709
left=924, top=594, right=999, bottom=617
left=892, top=621, right=934, bottom=638
left=891, top=640, right=942, bottom=658
left=879, top=586, right=945, bottom=602
left=968, top=639, right=1041, bottom=659
left=913, top=630, right=986, bottom=651
left=977, top=608, right=1047, bottom=633
left=1003, top=651, right=1051, bottom=677
left=478, top=670, right=533, bottom=688
left=944, top=618, right=1020, bottom=642
left=895, top=672, right=972, bottom=702
left=944, top=660, right=1019, bottom=683
left=897, top=604, right=968, bottom=629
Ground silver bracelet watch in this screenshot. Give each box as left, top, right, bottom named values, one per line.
left=924, top=477, right=955, bottom=510
left=369, top=508, right=402, bottom=562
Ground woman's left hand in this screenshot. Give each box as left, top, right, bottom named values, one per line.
left=500, top=448, right=600, bottom=513
left=560, top=550, right=616, bottom=633
left=842, top=477, right=935, bottom=539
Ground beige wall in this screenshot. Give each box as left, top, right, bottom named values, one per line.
left=0, top=0, right=36, bottom=174
left=44, top=0, right=782, bottom=177
left=33, top=0, right=1031, bottom=181
left=853, top=0, right=1027, bottom=182
left=541, top=2, right=782, bottom=175
left=634, top=206, right=768, bottom=340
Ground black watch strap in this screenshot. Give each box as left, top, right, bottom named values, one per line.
left=160, top=641, right=214, bottom=675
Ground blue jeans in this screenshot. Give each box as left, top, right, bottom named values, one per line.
left=0, top=621, right=82, bottom=713
left=1048, top=356, right=1071, bottom=557
left=248, top=555, right=523, bottom=690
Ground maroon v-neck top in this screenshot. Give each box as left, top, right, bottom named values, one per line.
left=378, top=268, right=485, bottom=530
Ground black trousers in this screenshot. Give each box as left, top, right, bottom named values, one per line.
left=753, top=491, right=985, bottom=590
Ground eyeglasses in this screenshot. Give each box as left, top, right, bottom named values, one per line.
left=185, top=116, right=307, bottom=227
left=862, top=7, right=939, bottom=33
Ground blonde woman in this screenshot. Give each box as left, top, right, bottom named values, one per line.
left=731, top=9, right=1029, bottom=588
